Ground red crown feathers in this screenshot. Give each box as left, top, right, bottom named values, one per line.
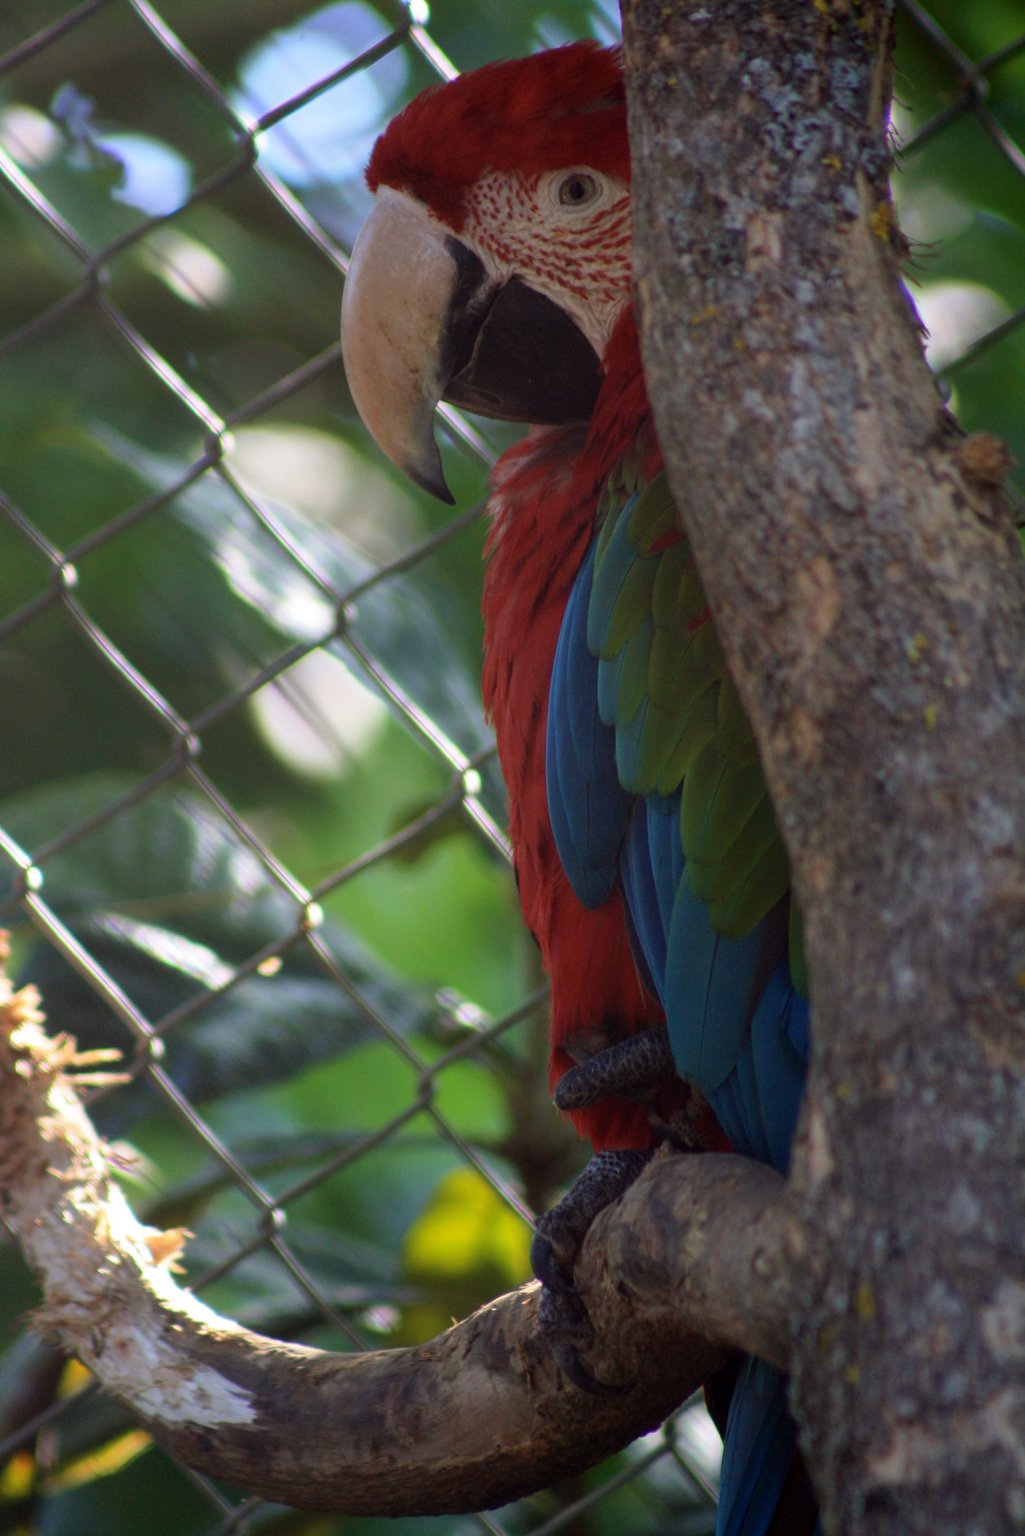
left=366, top=41, right=628, bottom=230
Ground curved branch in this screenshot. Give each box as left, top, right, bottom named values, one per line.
left=0, top=948, right=789, bottom=1513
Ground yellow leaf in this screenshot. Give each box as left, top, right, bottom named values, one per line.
left=398, top=1168, right=532, bottom=1343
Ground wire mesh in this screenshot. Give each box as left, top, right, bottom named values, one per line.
left=0, top=2, right=1022, bottom=1532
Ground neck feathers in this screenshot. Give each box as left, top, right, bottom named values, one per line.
left=479, top=314, right=666, bottom=1151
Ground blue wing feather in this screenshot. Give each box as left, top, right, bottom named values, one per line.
left=618, top=804, right=667, bottom=999
left=596, top=638, right=628, bottom=726
left=665, top=884, right=789, bottom=1091
left=586, top=505, right=641, bottom=658
left=750, top=974, right=810, bottom=1174
left=547, top=540, right=633, bottom=909
left=710, top=1046, right=773, bottom=1169
left=647, top=796, right=684, bottom=939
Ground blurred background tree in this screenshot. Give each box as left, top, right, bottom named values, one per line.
left=0, top=2, right=1022, bottom=1531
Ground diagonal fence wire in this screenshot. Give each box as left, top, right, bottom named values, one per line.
left=0, top=2, right=1022, bottom=1532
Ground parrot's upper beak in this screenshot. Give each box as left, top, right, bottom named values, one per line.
left=341, top=187, right=602, bottom=503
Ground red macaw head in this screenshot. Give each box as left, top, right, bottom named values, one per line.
left=341, top=43, right=632, bottom=502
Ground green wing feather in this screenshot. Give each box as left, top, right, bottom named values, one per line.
left=589, top=466, right=804, bottom=980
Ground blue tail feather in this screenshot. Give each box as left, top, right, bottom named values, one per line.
left=717, top=1360, right=806, bottom=1536
left=547, top=542, right=632, bottom=908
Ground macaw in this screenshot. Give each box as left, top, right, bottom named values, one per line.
left=341, top=41, right=817, bottom=1536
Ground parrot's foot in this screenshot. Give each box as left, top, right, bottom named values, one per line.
left=532, top=1147, right=653, bottom=1394
left=554, top=1027, right=674, bottom=1110
left=555, top=1027, right=716, bottom=1150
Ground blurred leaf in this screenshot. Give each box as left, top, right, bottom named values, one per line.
left=918, top=212, right=1025, bottom=302
left=397, top=1168, right=531, bottom=1343
left=138, top=1128, right=374, bottom=1223
left=184, top=1234, right=410, bottom=1339
left=46, top=1429, right=152, bottom=1494
left=0, top=410, right=502, bottom=810
left=34, top=1441, right=214, bottom=1536
left=383, top=795, right=466, bottom=864
left=0, top=1256, right=48, bottom=1436
left=1, top=773, right=438, bottom=1129
left=99, top=427, right=496, bottom=765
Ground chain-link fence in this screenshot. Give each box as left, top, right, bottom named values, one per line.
left=0, top=2, right=1022, bottom=1532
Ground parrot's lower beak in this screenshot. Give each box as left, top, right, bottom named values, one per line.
left=341, top=187, right=601, bottom=503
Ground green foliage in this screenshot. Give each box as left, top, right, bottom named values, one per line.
left=892, top=0, right=1025, bottom=494
left=1, top=774, right=444, bottom=1125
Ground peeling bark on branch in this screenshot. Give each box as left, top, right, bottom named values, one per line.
left=0, top=950, right=789, bottom=1513
left=621, top=2, right=1025, bottom=1532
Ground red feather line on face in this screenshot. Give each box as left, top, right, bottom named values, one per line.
left=366, top=41, right=628, bottom=229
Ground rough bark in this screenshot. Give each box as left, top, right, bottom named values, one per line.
left=621, top=3, right=1025, bottom=1533
left=0, top=949, right=789, bottom=1512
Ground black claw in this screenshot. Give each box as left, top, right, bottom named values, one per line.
left=538, top=1280, right=591, bottom=1349
left=530, top=1230, right=575, bottom=1294
left=538, top=1282, right=632, bottom=1396
left=531, top=1149, right=655, bottom=1396
left=555, top=1342, right=632, bottom=1397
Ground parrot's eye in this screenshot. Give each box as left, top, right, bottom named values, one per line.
left=557, top=171, right=600, bottom=208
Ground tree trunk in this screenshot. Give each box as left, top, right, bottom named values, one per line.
left=621, top=2, right=1025, bottom=1532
